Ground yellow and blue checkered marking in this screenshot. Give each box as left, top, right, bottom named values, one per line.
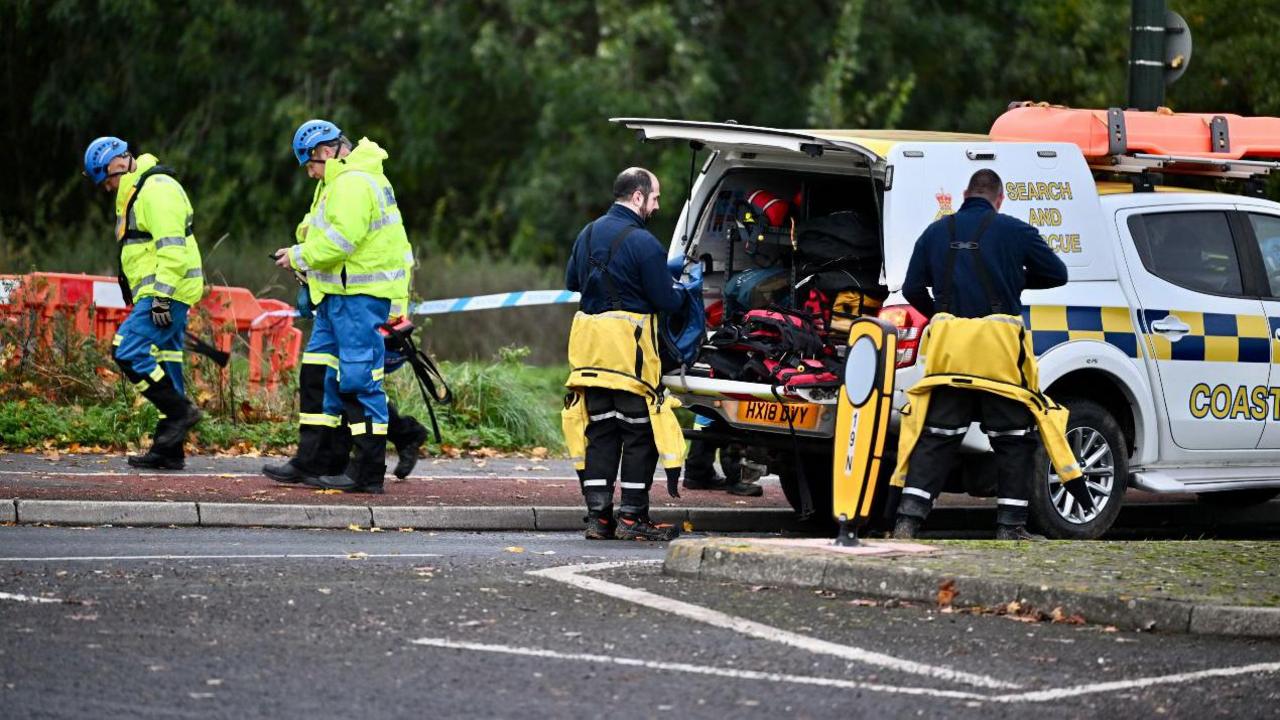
left=1021, top=305, right=1139, bottom=358
left=1139, top=309, right=1271, bottom=363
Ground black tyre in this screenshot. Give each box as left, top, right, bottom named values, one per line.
left=778, top=452, right=834, bottom=522
left=1029, top=397, right=1127, bottom=539
left=1196, top=489, right=1280, bottom=506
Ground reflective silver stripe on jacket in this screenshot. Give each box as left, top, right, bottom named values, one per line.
left=310, top=200, right=357, bottom=254
left=310, top=270, right=343, bottom=285
left=346, top=269, right=406, bottom=285
left=185, top=268, right=203, bottom=279
left=291, top=245, right=310, bottom=272
left=155, top=236, right=186, bottom=249
left=154, top=281, right=177, bottom=295
left=923, top=425, right=967, bottom=436
left=985, top=426, right=1037, bottom=437
left=131, top=275, right=156, bottom=295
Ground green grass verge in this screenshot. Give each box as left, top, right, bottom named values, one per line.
left=0, top=351, right=569, bottom=454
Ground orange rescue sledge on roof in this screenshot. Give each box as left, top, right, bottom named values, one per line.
left=990, top=103, right=1280, bottom=160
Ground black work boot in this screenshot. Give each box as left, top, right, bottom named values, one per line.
left=995, top=524, right=1045, bottom=541
left=129, top=416, right=186, bottom=470
left=892, top=515, right=922, bottom=540
left=264, top=426, right=333, bottom=484
left=142, top=381, right=203, bottom=448
left=582, top=489, right=616, bottom=540
left=683, top=473, right=730, bottom=491
left=305, top=433, right=387, bottom=494
left=615, top=513, right=680, bottom=542
left=263, top=460, right=315, bottom=485
left=584, top=513, right=617, bottom=540
left=390, top=409, right=429, bottom=480
left=127, top=452, right=185, bottom=470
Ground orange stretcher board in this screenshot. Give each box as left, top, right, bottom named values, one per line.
left=990, top=106, right=1280, bottom=161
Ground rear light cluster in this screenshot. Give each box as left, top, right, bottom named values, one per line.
left=878, top=304, right=929, bottom=368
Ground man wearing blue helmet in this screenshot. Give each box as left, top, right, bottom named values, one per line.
left=267, top=120, right=417, bottom=494
left=82, top=136, right=205, bottom=469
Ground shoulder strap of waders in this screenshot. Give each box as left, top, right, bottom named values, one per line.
left=581, top=221, right=638, bottom=311
left=936, top=211, right=1001, bottom=315
left=118, top=165, right=185, bottom=305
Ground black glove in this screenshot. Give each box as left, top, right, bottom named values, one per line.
left=151, top=296, right=173, bottom=328
left=1063, top=478, right=1095, bottom=514
left=666, top=468, right=681, bottom=499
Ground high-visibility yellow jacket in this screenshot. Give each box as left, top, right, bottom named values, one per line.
left=114, top=154, right=204, bottom=305
left=288, top=138, right=413, bottom=304
left=891, top=313, right=1083, bottom=486
left=562, top=309, right=685, bottom=476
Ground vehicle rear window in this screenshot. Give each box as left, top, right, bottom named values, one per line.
left=1129, top=211, right=1243, bottom=296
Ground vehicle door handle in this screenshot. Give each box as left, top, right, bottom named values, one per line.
left=1150, top=316, right=1190, bottom=336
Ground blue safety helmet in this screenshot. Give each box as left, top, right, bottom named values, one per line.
left=292, top=119, right=342, bottom=165
left=83, top=136, right=129, bottom=184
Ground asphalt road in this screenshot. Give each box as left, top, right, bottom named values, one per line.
left=1, top=527, right=1277, bottom=719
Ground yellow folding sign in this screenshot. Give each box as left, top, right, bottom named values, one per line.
left=831, top=317, right=897, bottom=546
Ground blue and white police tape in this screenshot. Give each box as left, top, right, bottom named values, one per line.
left=410, top=289, right=580, bottom=315
left=249, top=289, right=582, bottom=326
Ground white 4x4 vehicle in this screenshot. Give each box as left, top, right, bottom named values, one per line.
left=617, top=117, right=1280, bottom=539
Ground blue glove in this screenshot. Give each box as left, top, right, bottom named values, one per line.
left=680, top=260, right=703, bottom=292
left=667, top=255, right=686, bottom=280
left=296, top=286, right=314, bottom=319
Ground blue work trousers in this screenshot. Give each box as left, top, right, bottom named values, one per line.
left=309, top=294, right=391, bottom=436
left=112, top=297, right=190, bottom=396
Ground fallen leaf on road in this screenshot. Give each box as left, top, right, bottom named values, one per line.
left=936, top=580, right=958, bottom=608
left=42, top=450, right=60, bottom=462
left=317, top=588, right=332, bottom=595
left=347, top=552, right=368, bottom=560
left=682, top=520, right=694, bottom=532
left=346, top=524, right=366, bottom=532
left=398, top=528, right=414, bottom=533
left=369, top=527, right=385, bottom=533
left=848, top=599, right=879, bottom=607
left=534, top=551, right=556, bottom=556
left=504, top=546, right=525, bottom=553
left=530, top=447, right=548, bottom=459
left=1049, top=606, right=1085, bottom=625
left=314, top=489, right=344, bottom=495
left=513, top=466, right=529, bottom=472
left=749, top=585, right=774, bottom=593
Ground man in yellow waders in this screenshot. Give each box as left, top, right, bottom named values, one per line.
left=895, top=169, right=1093, bottom=540
left=562, top=168, right=687, bottom=541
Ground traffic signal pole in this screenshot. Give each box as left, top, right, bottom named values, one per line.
left=1128, top=0, right=1167, bottom=110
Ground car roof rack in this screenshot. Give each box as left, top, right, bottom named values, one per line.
left=1089, top=152, right=1280, bottom=180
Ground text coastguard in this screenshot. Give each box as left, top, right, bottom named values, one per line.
left=264, top=120, right=428, bottom=490
left=272, top=121, right=413, bottom=494
left=895, top=169, right=1092, bottom=541
left=83, top=136, right=205, bottom=470
left=562, top=168, right=687, bottom=541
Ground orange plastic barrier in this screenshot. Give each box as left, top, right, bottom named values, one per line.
left=0, top=272, right=301, bottom=392
left=991, top=105, right=1280, bottom=160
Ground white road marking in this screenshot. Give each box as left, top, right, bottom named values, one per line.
left=412, top=637, right=1280, bottom=705
left=991, top=662, right=1280, bottom=703
left=528, top=560, right=1020, bottom=690
left=0, top=553, right=443, bottom=562
left=411, top=637, right=988, bottom=701
left=0, top=591, right=64, bottom=604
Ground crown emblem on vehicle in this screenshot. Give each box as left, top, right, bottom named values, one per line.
left=934, top=189, right=954, bottom=219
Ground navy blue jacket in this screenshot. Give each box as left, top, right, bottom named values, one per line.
left=902, top=197, right=1067, bottom=318
left=565, top=203, right=683, bottom=315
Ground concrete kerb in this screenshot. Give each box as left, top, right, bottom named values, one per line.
left=664, top=538, right=1280, bottom=639
left=198, top=503, right=372, bottom=529
left=16, top=499, right=199, bottom=526
left=5, top=499, right=796, bottom=533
